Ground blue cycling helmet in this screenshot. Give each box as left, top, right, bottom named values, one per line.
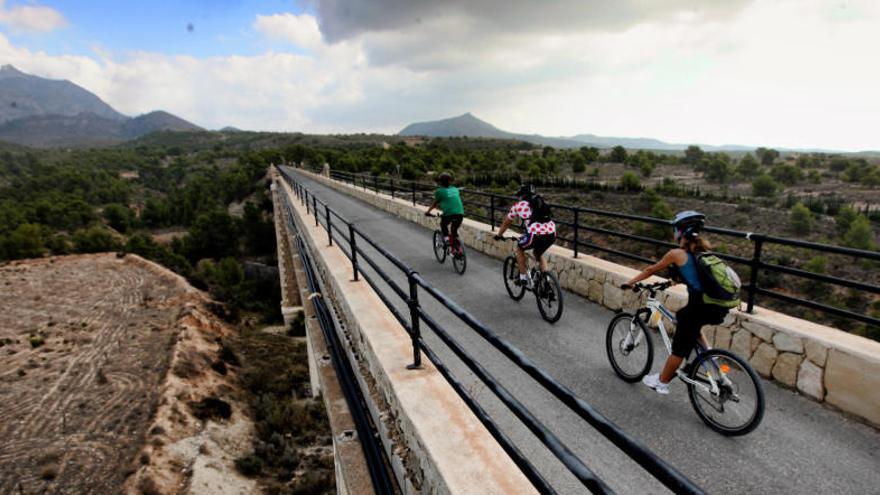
left=672, top=210, right=705, bottom=241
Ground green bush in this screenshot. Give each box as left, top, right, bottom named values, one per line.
left=72, top=226, right=120, bottom=253
left=752, top=174, right=778, bottom=197
left=235, top=455, right=263, bottom=477
left=844, top=215, right=876, bottom=250
left=29, top=334, right=45, bottom=348
left=789, top=202, right=813, bottom=235
left=620, top=172, right=641, bottom=191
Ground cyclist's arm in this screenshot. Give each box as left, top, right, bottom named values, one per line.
left=624, top=249, right=682, bottom=286
left=426, top=201, right=439, bottom=215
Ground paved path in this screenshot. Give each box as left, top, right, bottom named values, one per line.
left=285, top=168, right=880, bottom=494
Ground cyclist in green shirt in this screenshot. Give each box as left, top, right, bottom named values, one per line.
left=425, top=172, right=465, bottom=254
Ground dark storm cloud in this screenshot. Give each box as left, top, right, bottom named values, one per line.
left=311, top=0, right=753, bottom=42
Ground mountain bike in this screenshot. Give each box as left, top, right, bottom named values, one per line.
left=499, top=237, right=563, bottom=323
left=427, top=213, right=467, bottom=275
left=606, top=281, right=764, bottom=435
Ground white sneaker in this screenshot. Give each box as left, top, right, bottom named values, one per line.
left=642, top=373, right=670, bottom=395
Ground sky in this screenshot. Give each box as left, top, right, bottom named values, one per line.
left=1, top=0, right=879, bottom=151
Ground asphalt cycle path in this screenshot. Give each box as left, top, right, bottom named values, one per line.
left=285, top=168, right=880, bottom=494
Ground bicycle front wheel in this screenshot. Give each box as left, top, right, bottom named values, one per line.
left=433, top=231, right=447, bottom=263
left=535, top=272, right=563, bottom=323
left=502, top=256, right=525, bottom=300
left=452, top=246, right=467, bottom=275
left=605, top=312, right=653, bottom=382
left=687, top=349, right=765, bottom=436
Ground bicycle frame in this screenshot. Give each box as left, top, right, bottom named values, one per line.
left=631, top=292, right=729, bottom=396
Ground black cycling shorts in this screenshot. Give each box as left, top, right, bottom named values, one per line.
left=518, top=232, right=556, bottom=259
left=672, top=296, right=728, bottom=357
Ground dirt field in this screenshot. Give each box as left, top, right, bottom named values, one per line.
left=0, top=254, right=226, bottom=494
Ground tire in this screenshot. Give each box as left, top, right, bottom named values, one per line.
left=503, top=256, right=525, bottom=300
left=433, top=231, right=447, bottom=264
left=535, top=271, right=563, bottom=323
left=605, top=313, right=654, bottom=382
left=452, top=246, right=467, bottom=275
left=687, top=348, right=765, bottom=436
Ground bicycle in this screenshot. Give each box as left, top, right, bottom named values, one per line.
left=499, top=237, right=564, bottom=323
left=426, top=213, right=467, bottom=275
left=605, top=281, right=765, bottom=435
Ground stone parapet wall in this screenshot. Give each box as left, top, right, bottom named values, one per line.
left=304, top=169, right=880, bottom=427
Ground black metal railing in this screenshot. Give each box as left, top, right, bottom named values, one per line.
left=322, top=168, right=880, bottom=328
left=277, top=166, right=705, bottom=495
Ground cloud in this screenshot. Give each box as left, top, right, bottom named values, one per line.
left=0, top=0, right=68, bottom=33
left=254, top=12, right=324, bottom=51
left=312, top=0, right=753, bottom=42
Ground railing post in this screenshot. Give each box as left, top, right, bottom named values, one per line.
left=391, top=178, right=396, bottom=199
left=406, top=272, right=422, bottom=369
left=305, top=190, right=310, bottom=214
left=747, top=237, right=763, bottom=313
left=313, top=196, right=319, bottom=227
left=412, top=181, right=416, bottom=206
left=374, top=175, right=379, bottom=194
left=325, top=205, right=332, bottom=246
left=573, top=208, right=580, bottom=258
left=490, top=195, right=496, bottom=231
left=349, top=224, right=359, bottom=281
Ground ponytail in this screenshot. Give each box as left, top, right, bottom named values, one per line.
left=683, top=236, right=711, bottom=253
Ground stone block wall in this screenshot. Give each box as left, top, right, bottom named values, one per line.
left=304, top=169, right=880, bottom=428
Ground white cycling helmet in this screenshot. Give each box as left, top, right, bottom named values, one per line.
left=672, top=210, right=705, bottom=241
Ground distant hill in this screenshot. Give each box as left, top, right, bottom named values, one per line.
left=400, top=113, right=585, bottom=148
left=0, top=65, right=201, bottom=147
left=400, top=113, right=757, bottom=151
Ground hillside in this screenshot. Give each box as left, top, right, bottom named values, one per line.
left=0, top=65, right=201, bottom=147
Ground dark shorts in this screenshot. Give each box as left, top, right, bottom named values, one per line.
left=518, top=232, right=556, bottom=259
left=440, top=214, right=463, bottom=245
left=672, top=296, right=728, bottom=357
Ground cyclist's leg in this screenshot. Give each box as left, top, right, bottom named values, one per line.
left=450, top=214, right=463, bottom=252
left=516, top=233, right=534, bottom=274
left=532, top=233, right=555, bottom=272
left=661, top=299, right=703, bottom=383
left=440, top=215, right=451, bottom=244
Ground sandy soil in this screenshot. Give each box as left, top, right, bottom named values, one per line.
left=0, top=254, right=256, bottom=494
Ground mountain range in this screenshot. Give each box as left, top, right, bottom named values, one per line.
left=400, top=113, right=756, bottom=152
left=0, top=65, right=201, bottom=147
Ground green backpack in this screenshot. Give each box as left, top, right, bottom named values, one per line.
left=695, top=253, right=742, bottom=309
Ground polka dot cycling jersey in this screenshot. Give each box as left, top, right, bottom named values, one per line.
left=507, top=200, right=556, bottom=235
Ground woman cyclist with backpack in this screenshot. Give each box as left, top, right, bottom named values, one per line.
left=425, top=172, right=465, bottom=254
left=622, top=211, right=731, bottom=395
left=493, top=184, right=556, bottom=288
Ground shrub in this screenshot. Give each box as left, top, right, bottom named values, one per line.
left=235, top=455, right=263, bottom=477
left=620, top=172, right=641, bottom=191
left=72, top=226, right=120, bottom=253
left=29, top=334, right=45, bottom=348
left=844, top=215, right=876, bottom=250
left=287, top=311, right=306, bottom=337
left=752, top=174, right=778, bottom=197
left=835, top=207, right=859, bottom=237
left=789, top=202, right=813, bottom=235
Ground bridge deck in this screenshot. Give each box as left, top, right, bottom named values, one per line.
left=285, top=167, right=880, bottom=494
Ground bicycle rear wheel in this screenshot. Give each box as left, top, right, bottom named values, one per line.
left=432, top=231, right=447, bottom=263
left=605, top=313, right=653, bottom=382
left=502, top=256, right=525, bottom=300
left=452, top=245, right=467, bottom=275
left=535, top=271, right=563, bottom=323
left=687, top=349, right=765, bottom=436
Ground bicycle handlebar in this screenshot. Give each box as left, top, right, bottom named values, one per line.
left=623, top=281, right=674, bottom=293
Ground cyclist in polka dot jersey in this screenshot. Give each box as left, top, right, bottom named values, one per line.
left=494, top=184, right=556, bottom=287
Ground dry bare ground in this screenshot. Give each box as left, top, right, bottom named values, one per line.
left=0, top=254, right=255, bottom=494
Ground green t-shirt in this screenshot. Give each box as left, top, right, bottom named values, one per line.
left=434, top=186, right=464, bottom=216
